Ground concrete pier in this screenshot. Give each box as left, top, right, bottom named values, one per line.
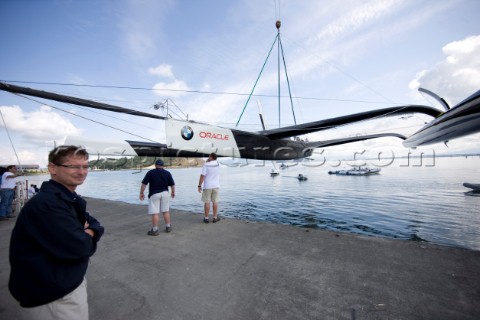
left=1, top=197, right=479, bottom=319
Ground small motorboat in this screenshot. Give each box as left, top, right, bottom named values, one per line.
left=297, top=174, right=308, bottom=181
left=347, top=167, right=380, bottom=175
left=270, top=169, right=280, bottom=176
left=328, top=166, right=381, bottom=176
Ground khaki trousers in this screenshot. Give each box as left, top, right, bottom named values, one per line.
left=19, top=278, right=89, bottom=320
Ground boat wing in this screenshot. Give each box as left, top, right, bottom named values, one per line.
left=0, top=82, right=166, bottom=120
left=463, top=183, right=480, bottom=191
left=3, top=81, right=479, bottom=158
left=259, top=105, right=440, bottom=140
left=305, top=133, right=407, bottom=149
left=403, top=90, right=480, bottom=147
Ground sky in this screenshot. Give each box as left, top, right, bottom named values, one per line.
left=1, top=0, right=480, bottom=167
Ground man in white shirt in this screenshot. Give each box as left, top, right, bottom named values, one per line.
left=198, top=153, right=221, bottom=223
left=28, top=184, right=36, bottom=198
left=0, top=165, right=20, bottom=220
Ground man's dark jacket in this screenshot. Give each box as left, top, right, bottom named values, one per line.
left=9, top=180, right=104, bottom=307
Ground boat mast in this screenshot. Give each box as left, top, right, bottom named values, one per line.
left=276, top=20, right=297, bottom=128
left=277, top=20, right=281, bottom=128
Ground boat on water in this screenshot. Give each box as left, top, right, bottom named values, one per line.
left=297, top=174, right=308, bottom=181
left=270, top=169, right=280, bottom=176
left=328, top=166, right=381, bottom=176
left=463, top=182, right=480, bottom=191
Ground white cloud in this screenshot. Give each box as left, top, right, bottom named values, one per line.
left=152, top=80, right=190, bottom=98
left=0, top=105, right=83, bottom=142
left=409, top=35, right=480, bottom=106
left=149, top=63, right=192, bottom=98
left=149, top=64, right=175, bottom=79
left=15, top=150, right=38, bottom=164
left=0, top=105, right=82, bottom=166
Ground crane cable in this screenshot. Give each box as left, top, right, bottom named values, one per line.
left=0, top=108, right=23, bottom=170
left=236, top=20, right=297, bottom=128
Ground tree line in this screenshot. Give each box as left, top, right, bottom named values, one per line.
left=88, top=156, right=203, bottom=170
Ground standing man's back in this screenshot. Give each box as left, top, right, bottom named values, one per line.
left=198, top=153, right=221, bottom=223
left=140, top=159, right=175, bottom=235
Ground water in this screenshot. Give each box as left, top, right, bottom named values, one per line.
left=22, top=156, right=480, bottom=250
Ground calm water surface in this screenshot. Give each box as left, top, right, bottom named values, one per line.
left=24, top=157, right=480, bottom=250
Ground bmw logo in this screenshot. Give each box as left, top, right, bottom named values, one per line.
left=181, top=126, right=194, bottom=140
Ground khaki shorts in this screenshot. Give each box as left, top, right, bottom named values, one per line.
left=148, top=191, right=170, bottom=214
left=19, top=278, right=88, bottom=320
left=201, top=188, right=219, bottom=203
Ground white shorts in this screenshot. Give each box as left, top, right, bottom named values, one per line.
left=148, top=191, right=170, bottom=214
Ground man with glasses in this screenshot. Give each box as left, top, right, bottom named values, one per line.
left=0, top=165, right=21, bottom=220
left=9, top=145, right=104, bottom=320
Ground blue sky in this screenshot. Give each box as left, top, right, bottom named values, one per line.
left=1, top=0, right=479, bottom=167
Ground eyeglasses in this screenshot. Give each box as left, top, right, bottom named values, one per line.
left=55, top=164, right=90, bottom=170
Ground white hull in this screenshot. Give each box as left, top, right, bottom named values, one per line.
left=329, top=167, right=381, bottom=176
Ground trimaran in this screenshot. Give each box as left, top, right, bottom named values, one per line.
left=1, top=22, right=479, bottom=161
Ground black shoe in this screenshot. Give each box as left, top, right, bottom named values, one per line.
left=165, top=226, right=172, bottom=233
left=203, top=217, right=209, bottom=223
left=0, top=216, right=8, bottom=221
left=147, top=229, right=159, bottom=236
left=213, top=217, right=220, bottom=223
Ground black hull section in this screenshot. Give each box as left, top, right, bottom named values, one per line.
left=403, top=90, right=480, bottom=147
left=125, top=141, right=212, bottom=158
left=126, top=137, right=312, bottom=161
